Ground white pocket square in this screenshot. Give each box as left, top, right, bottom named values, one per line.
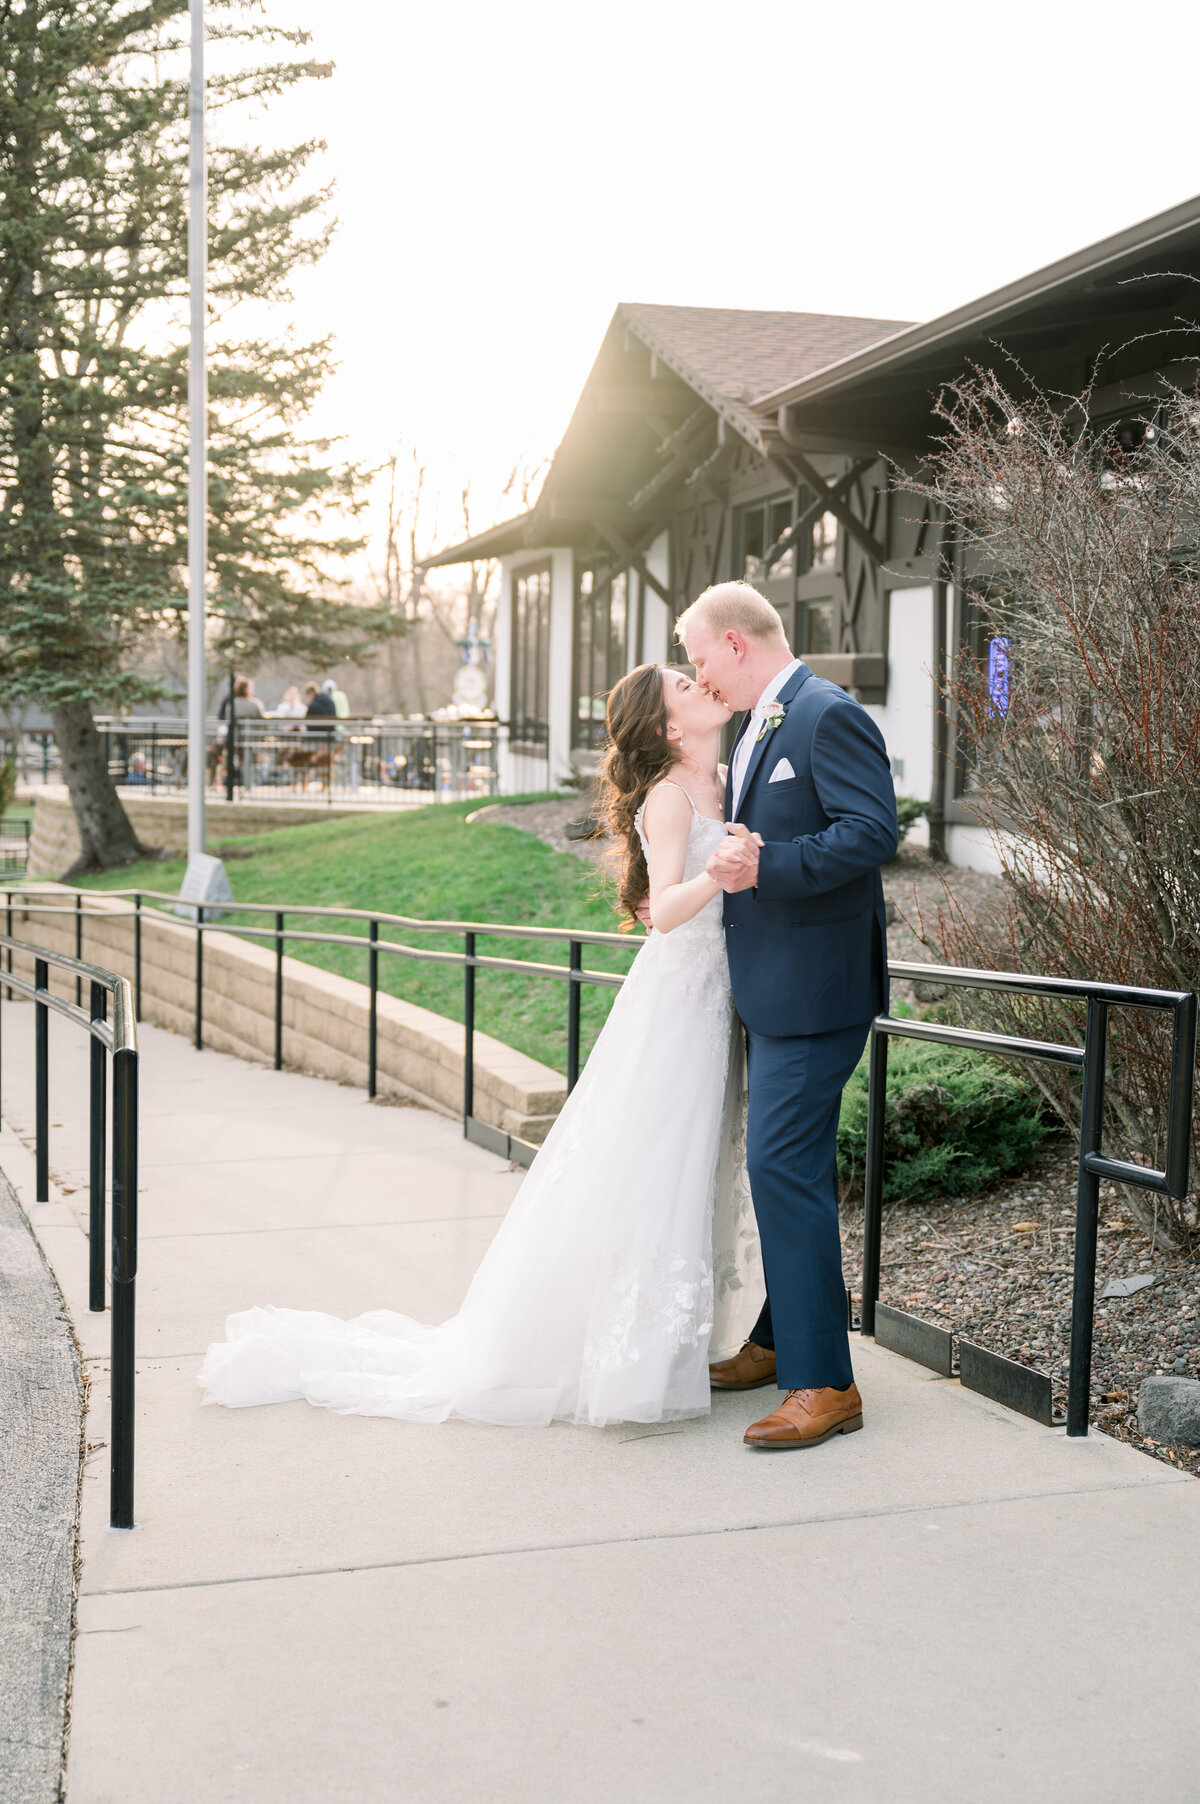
left=768, top=759, right=795, bottom=783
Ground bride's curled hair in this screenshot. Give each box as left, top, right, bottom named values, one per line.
left=595, top=662, right=678, bottom=929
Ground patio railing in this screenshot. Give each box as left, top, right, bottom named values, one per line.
left=14, top=715, right=503, bottom=806
left=5, top=890, right=1196, bottom=1442
left=863, top=966, right=1196, bottom=1436
left=0, top=930, right=139, bottom=1529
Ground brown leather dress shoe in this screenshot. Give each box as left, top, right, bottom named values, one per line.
left=743, top=1383, right=863, bottom=1449
left=709, top=1340, right=778, bottom=1391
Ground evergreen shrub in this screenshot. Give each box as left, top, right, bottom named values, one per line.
left=837, top=1037, right=1052, bottom=1203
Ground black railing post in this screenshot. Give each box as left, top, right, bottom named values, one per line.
left=5, top=888, right=11, bottom=1000
left=274, top=910, right=284, bottom=1071
left=463, top=930, right=475, bottom=1130
left=134, top=892, right=143, bottom=1018
left=860, top=1022, right=889, bottom=1337
left=1165, top=991, right=1198, bottom=1199
left=74, top=891, right=82, bottom=1007
left=194, top=908, right=204, bottom=1050
left=567, top=940, right=583, bottom=1095
left=110, top=1042, right=138, bottom=1529
left=1067, top=997, right=1109, bottom=1437
left=88, top=983, right=107, bottom=1312
left=35, top=957, right=49, bottom=1202
left=368, top=919, right=379, bottom=1100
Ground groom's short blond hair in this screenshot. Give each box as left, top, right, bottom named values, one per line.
left=676, top=581, right=788, bottom=647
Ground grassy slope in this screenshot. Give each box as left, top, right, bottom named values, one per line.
left=72, top=798, right=637, bottom=1074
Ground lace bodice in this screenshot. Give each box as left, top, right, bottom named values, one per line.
left=633, top=784, right=728, bottom=953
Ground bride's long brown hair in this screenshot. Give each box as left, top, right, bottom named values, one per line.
left=595, top=662, right=679, bottom=929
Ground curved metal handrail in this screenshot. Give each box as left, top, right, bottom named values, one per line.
left=0, top=927, right=138, bottom=1530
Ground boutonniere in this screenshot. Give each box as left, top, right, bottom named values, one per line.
left=756, top=702, right=786, bottom=742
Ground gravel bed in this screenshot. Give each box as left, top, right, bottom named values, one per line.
left=841, top=1142, right=1200, bottom=1476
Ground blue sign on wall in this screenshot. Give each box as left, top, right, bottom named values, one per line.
left=987, top=636, right=1011, bottom=716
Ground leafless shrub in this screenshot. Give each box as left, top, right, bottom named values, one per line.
left=913, top=367, right=1200, bottom=1252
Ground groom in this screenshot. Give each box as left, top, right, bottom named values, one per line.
left=676, top=582, right=898, bottom=1450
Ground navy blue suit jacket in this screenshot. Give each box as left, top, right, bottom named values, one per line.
left=723, top=663, right=898, bottom=1037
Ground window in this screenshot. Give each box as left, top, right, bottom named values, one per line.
left=799, top=600, right=834, bottom=655
left=810, top=508, right=838, bottom=569
left=735, top=494, right=795, bottom=581
left=735, top=489, right=839, bottom=581
left=572, top=564, right=629, bottom=749
left=510, top=564, right=551, bottom=748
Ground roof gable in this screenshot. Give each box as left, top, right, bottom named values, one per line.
left=620, top=302, right=913, bottom=416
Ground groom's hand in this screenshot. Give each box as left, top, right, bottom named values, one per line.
left=707, top=823, right=762, bottom=893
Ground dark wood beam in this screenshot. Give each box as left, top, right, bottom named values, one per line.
left=628, top=415, right=716, bottom=513
left=762, top=460, right=874, bottom=572
left=775, top=447, right=886, bottom=566
left=593, top=520, right=671, bottom=604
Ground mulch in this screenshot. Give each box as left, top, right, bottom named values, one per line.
left=482, top=796, right=1200, bottom=1474
left=841, top=1144, right=1200, bottom=1477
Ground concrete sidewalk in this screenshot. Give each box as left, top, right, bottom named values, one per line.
left=4, top=996, right=1200, bottom=1803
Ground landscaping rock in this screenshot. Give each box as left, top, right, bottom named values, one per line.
left=1138, top=1376, right=1200, bottom=1446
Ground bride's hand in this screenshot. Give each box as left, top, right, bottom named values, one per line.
left=634, top=895, right=654, bottom=933
left=707, top=825, right=762, bottom=892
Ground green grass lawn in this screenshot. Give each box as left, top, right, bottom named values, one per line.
left=71, top=797, right=638, bottom=1074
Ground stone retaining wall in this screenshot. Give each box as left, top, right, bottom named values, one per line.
left=26, top=788, right=370, bottom=880
left=9, top=884, right=566, bottom=1144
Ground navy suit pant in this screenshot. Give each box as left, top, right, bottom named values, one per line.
left=745, top=1017, right=873, bottom=1391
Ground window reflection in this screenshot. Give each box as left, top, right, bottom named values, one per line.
left=735, top=494, right=795, bottom=580
left=511, top=565, right=551, bottom=747
left=811, top=511, right=838, bottom=569
left=802, top=601, right=834, bottom=655
left=573, top=562, right=631, bottom=749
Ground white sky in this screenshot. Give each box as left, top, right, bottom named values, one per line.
left=251, top=0, right=1200, bottom=552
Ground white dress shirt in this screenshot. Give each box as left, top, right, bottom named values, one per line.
left=730, top=658, right=802, bottom=814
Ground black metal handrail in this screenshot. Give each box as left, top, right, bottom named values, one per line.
left=8, top=890, right=1196, bottom=1441
left=863, top=961, right=1197, bottom=1437
left=0, top=933, right=138, bottom=1528
left=6, top=891, right=634, bottom=1156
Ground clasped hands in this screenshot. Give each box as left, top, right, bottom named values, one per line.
left=706, top=822, right=762, bottom=893
left=633, top=822, right=763, bottom=931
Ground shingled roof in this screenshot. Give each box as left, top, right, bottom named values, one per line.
left=619, top=302, right=913, bottom=414
left=422, top=301, right=915, bottom=566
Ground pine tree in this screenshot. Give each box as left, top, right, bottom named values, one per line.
left=0, top=0, right=381, bottom=872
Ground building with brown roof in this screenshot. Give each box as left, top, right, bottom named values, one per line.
left=425, top=193, right=1200, bottom=868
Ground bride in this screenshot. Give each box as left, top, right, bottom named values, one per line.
left=198, top=663, right=763, bottom=1427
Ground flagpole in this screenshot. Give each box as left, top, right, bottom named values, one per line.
left=186, top=0, right=207, bottom=860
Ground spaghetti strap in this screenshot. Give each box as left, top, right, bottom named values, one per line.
left=652, top=779, right=700, bottom=814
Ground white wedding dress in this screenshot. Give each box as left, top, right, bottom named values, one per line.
left=198, top=796, right=763, bottom=1427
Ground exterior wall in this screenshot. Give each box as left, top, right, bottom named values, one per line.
left=864, top=586, right=936, bottom=803
left=640, top=532, right=670, bottom=663
left=944, top=823, right=1007, bottom=875
left=495, top=549, right=554, bottom=793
